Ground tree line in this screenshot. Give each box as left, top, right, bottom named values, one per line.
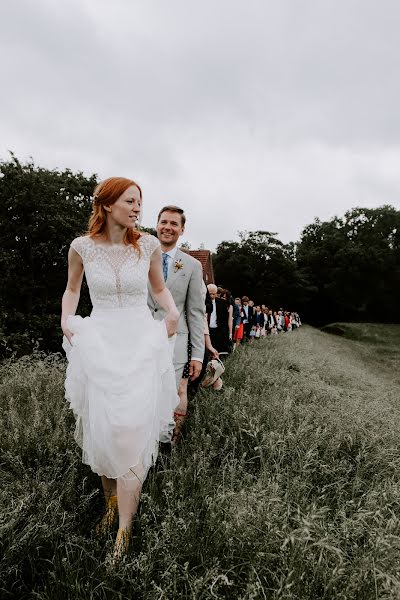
left=1, top=154, right=399, bottom=356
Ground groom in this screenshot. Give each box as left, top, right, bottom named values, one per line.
left=148, top=205, right=205, bottom=394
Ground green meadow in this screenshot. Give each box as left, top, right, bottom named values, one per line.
left=1, top=324, right=400, bottom=599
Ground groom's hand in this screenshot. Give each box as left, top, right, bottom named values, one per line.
left=189, top=360, right=202, bottom=381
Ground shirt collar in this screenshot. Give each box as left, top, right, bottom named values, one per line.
left=164, top=246, right=178, bottom=260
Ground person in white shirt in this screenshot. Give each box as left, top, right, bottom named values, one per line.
left=207, top=284, right=230, bottom=355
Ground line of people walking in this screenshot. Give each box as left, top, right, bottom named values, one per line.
left=206, top=287, right=301, bottom=352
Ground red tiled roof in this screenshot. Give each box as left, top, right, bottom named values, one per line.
left=181, top=249, right=215, bottom=283
left=183, top=249, right=210, bottom=267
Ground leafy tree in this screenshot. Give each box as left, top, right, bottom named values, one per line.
left=0, top=154, right=97, bottom=355
left=140, top=226, right=157, bottom=237
left=297, top=206, right=400, bottom=324
left=213, top=231, right=308, bottom=309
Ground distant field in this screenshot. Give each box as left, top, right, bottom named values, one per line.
left=321, top=322, right=400, bottom=374
left=321, top=321, right=400, bottom=347
left=1, top=325, right=400, bottom=599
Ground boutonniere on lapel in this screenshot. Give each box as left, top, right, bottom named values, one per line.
left=174, top=259, right=184, bottom=273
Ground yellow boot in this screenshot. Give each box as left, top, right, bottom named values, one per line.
left=96, top=495, right=118, bottom=535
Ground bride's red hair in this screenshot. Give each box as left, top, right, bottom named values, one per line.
left=87, top=177, right=142, bottom=252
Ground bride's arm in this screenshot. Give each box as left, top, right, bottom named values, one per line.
left=148, top=246, right=179, bottom=337
left=61, top=247, right=84, bottom=343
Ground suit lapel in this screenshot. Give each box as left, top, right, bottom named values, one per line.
left=167, top=248, right=185, bottom=292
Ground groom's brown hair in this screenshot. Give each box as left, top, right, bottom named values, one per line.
left=157, top=205, right=186, bottom=227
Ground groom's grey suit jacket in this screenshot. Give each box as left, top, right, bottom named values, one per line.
left=147, top=247, right=205, bottom=369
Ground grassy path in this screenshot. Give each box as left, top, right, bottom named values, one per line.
left=267, top=324, right=400, bottom=436
left=1, top=325, right=400, bottom=599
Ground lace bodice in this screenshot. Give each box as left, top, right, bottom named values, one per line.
left=70, top=235, right=160, bottom=309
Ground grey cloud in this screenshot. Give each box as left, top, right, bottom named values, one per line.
left=1, top=0, right=399, bottom=249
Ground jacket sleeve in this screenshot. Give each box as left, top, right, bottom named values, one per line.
left=185, top=260, right=206, bottom=361
left=233, top=305, right=241, bottom=327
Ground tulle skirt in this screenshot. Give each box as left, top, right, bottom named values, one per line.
left=63, top=306, right=178, bottom=481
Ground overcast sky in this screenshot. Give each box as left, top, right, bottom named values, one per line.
left=1, top=0, right=399, bottom=249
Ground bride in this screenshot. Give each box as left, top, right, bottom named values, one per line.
left=61, top=177, right=179, bottom=562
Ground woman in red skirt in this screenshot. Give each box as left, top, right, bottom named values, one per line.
left=233, top=297, right=244, bottom=349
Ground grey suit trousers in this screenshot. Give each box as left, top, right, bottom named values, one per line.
left=173, top=333, right=188, bottom=388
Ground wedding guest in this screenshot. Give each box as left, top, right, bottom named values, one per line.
left=284, top=311, right=290, bottom=332
left=189, top=282, right=221, bottom=395
left=260, top=307, right=268, bottom=337
left=203, top=311, right=224, bottom=391
left=241, top=296, right=254, bottom=341
left=255, top=305, right=265, bottom=328
left=266, top=309, right=277, bottom=334
left=205, top=286, right=213, bottom=320
left=272, top=311, right=279, bottom=334
left=251, top=306, right=262, bottom=340
left=62, top=177, right=179, bottom=562
left=207, top=284, right=230, bottom=355
left=233, top=297, right=244, bottom=349
left=277, top=310, right=285, bottom=333
left=148, top=206, right=205, bottom=444
left=218, top=287, right=234, bottom=349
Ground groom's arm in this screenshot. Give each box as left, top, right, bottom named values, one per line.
left=185, top=260, right=206, bottom=365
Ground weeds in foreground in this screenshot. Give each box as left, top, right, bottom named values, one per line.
left=1, top=327, right=400, bottom=599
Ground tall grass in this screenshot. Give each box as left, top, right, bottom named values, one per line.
left=1, top=326, right=400, bottom=599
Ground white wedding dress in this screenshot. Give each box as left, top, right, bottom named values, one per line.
left=63, top=234, right=178, bottom=482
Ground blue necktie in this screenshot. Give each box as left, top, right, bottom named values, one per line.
left=162, top=253, right=169, bottom=281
